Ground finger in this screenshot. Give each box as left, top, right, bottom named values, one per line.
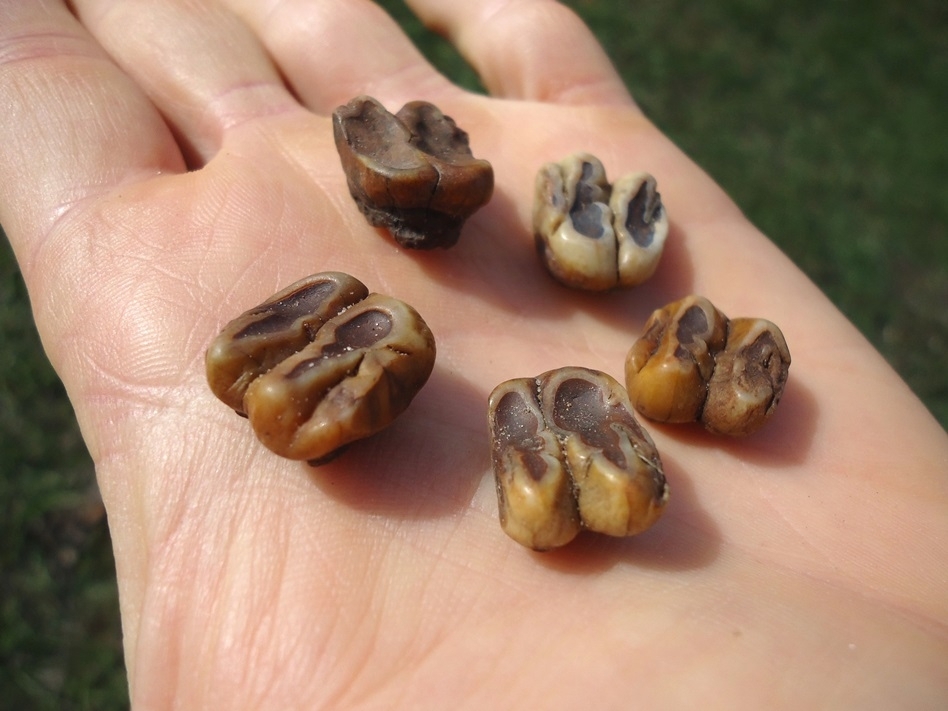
left=405, top=0, right=634, bottom=106
left=0, top=0, right=183, bottom=259
left=226, top=0, right=458, bottom=113
left=71, top=0, right=302, bottom=165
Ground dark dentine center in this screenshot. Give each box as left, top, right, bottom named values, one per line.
left=625, top=181, right=659, bottom=247
left=675, top=305, right=709, bottom=346
left=551, top=377, right=629, bottom=469
left=285, top=309, right=394, bottom=379
left=334, top=308, right=393, bottom=349
left=569, top=161, right=609, bottom=239
left=235, top=280, right=338, bottom=339
left=494, top=390, right=549, bottom=482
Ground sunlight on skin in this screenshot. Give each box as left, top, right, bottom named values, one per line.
left=1, top=0, right=946, bottom=708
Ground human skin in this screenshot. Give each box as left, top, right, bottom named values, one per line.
left=1, top=1, right=947, bottom=708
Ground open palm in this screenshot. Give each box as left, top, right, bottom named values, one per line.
left=2, top=1, right=946, bottom=708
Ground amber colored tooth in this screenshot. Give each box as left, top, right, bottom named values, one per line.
left=625, top=295, right=791, bottom=436
left=206, top=272, right=436, bottom=463
left=488, top=367, right=668, bottom=551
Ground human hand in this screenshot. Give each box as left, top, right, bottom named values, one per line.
left=2, top=1, right=946, bottom=707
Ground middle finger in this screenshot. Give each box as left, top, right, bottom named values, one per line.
left=226, top=0, right=459, bottom=113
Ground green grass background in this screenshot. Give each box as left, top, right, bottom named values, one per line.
left=2, top=1, right=945, bottom=707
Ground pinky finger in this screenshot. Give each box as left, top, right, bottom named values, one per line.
left=404, top=0, right=634, bottom=107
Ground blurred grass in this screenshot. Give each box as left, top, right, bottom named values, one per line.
left=0, top=244, right=125, bottom=709
left=1, top=0, right=945, bottom=707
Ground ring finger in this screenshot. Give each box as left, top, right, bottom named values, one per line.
left=405, top=0, right=635, bottom=107
left=224, top=0, right=459, bottom=114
